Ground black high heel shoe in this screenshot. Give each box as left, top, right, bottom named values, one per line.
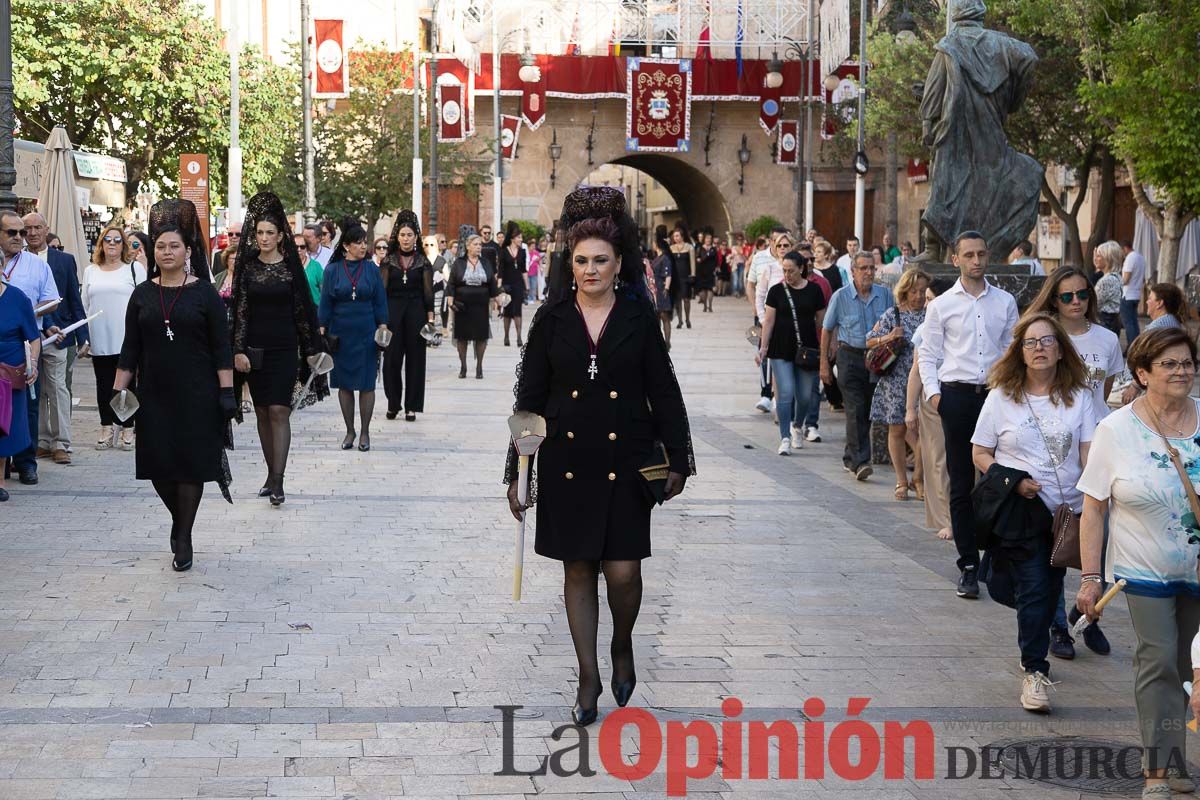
left=611, top=646, right=637, bottom=708
left=358, top=434, right=370, bottom=452
left=257, top=482, right=271, bottom=498
left=459, top=365, right=467, bottom=379
left=341, top=431, right=356, bottom=450
left=269, top=474, right=285, bottom=506
left=172, top=533, right=192, bottom=572
left=571, top=687, right=602, bottom=727
left=169, top=521, right=178, bottom=555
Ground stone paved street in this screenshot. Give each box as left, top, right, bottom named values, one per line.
left=0, top=297, right=1157, bottom=798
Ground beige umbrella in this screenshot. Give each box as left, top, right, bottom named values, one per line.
left=38, top=126, right=89, bottom=280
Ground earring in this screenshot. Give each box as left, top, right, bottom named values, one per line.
left=571, top=277, right=577, bottom=291
left=614, top=276, right=621, bottom=290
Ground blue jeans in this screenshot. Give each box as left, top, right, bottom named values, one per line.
left=1012, top=528, right=1065, bottom=676
left=1120, top=298, right=1140, bottom=345
left=733, top=266, right=745, bottom=296
left=526, top=275, right=540, bottom=302
left=770, top=359, right=818, bottom=440
left=12, top=385, right=38, bottom=475
left=805, top=378, right=821, bottom=428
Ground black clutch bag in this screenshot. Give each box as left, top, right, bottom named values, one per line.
left=245, top=347, right=265, bottom=371
left=324, top=335, right=340, bottom=354
left=638, top=442, right=671, bottom=505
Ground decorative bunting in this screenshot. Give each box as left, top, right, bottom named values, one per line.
left=521, top=61, right=548, bottom=130
left=500, top=115, right=522, bottom=160
left=626, top=58, right=693, bottom=153
left=777, top=120, right=799, bottom=165
left=758, top=80, right=782, bottom=135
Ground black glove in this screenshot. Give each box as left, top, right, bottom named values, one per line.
left=219, top=387, right=238, bottom=421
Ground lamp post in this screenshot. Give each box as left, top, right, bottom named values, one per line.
left=804, top=0, right=816, bottom=234
left=885, top=5, right=917, bottom=248
left=491, top=10, right=501, bottom=233
left=852, top=0, right=868, bottom=242
left=737, top=134, right=751, bottom=194
left=300, top=0, right=316, bottom=222
left=228, top=1, right=243, bottom=223
left=427, top=1, right=440, bottom=234
left=0, top=0, right=15, bottom=213
left=548, top=129, right=561, bottom=188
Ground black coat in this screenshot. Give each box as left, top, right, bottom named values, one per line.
left=511, top=292, right=692, bottom=561
left=971, top=463, right=1052, bottom=560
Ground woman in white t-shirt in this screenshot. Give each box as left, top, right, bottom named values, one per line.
left=81, top=226, right=146, bottom=450
left=971, top=313, right=1095, bottom=714
left=1027, top=266, right=1125, bottom=656
left=1076, top=327, right=1200, bottom=796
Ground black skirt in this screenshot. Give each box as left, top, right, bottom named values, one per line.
left=247, top=348, right=298, bottom=407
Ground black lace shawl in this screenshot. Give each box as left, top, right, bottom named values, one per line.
left=230, top=193, right=329, bottom=421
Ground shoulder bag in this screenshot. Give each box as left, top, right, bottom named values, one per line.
left=866, top=303, right=906, bottom=376
left=781, top=283, right=822, bottom=371
left=1025, top=397, right=1082, bottom=569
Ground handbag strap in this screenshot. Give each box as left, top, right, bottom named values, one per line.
left=1144, top=400, right=1200, bottom=524
left=782, top=281, right=805, bottom=349
left=1024, top=395, right=1067, bottom=502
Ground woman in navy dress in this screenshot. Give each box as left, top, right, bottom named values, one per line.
left=0, top=282, right=40, bottom=502
left=318, top=219, right=388, bottom=452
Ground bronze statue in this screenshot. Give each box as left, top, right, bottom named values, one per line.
left=915, top=0, right=1042, bottom=262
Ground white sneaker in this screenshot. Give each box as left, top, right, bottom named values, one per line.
left=805, top=425, right=821, bottom=443
left=777, top=438, right=790, bottom=455
left=1020, top=671, right=1057, bottom=713
left=755, top=397, right=772, bottom=413
left=790, top=424, right=804, bottom=450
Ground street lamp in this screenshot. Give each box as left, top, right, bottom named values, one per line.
left=548, top=129, right=562, bottom=188
left=894, top=5, right=918, bottom=44
left=765, top=53, right=783, bottom=90
left=737, top=134, right=751, bottom=194
left=823, top=73, right=841, bottom=93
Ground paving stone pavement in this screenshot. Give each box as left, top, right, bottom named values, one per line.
left=0, top=297, right=1165, bottom=799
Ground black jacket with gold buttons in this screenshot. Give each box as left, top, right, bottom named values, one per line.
left=505, top=291, right=693, bottom=561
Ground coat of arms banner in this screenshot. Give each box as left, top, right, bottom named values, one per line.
left=626, top=58, right=692, bottom=153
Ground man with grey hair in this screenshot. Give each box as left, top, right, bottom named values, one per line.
left=302, top=223, right=333, bottom=267
left=23, top=212, right=87, bottom=465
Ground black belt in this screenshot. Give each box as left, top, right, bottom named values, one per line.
left=941, top=381, right=989, bottom=394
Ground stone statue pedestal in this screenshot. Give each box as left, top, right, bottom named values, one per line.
left=919, top=264, right=1046, bottom=309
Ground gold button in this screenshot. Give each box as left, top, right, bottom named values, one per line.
left=609, top=391, right=618, bottom=399
left=608, top=432, right=617, bottom=441
left=608, top=472, right=616, bottom=481
left=565, top=472, right=574, bottom=480
left=571, top=390, right=579, bottom=399
left=567, top=431, right=575, bottom=439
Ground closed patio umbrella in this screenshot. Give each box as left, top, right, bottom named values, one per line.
left=38, top=126, right=89, bottom=280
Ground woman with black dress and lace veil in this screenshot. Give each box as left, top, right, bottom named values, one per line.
left=498, top=220, right=527, bottom=347
left=505, top=186, right=695, bottom=726
left=113, top=200, right=236, bottom=572
left=380, top=210, right=435, bottom=421
left=230, top=192, right=328, bottom=505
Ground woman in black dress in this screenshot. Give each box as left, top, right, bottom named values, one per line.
left=447, top=234, right=500, bottom=379
left=669, top=225, right=694, bottom=329
left=506, top=187, right=694, bottom=726
left=113, top=199, right=236, bottom=572
left=230, top=192, right=328, bottom=505
left=694, top=230, right=718, bottom=313
left=498, top=220, right=527, bottom=348
left=381, top=210, right=435, bottom=421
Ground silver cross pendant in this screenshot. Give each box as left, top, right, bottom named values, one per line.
left=587, top=355, right=598, bottom=381
left=165, top=323, right=175, bottom=341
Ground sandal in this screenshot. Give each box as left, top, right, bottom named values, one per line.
left=120, top=429, right=135, bottom=450
left=894, top=483, right=910, bottom=501
left=911, top=480, right=925, bottom=501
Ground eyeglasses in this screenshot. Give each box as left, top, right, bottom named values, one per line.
left=228, top=232, right=241, bottom=239
left=1152, top=359, right=1197, bottom=373
left=1020, top=335, right=1059, bottom=350
left=52, top=244, right=64, bottom=251
left=1057, top=289, right=1090, bottom=303
left=2, top=228, right=26, bottom=237
left=375, top=245, right=388, bottom=251
left=102, top=236, right=124, bottom=244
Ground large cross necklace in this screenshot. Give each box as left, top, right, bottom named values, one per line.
left=576, top=299, right=615, bottom=381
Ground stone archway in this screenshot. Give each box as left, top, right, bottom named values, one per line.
left=608, top=154, right=733, bottom=235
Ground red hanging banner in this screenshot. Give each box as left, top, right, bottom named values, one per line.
left=500, top=115, right=522, bottom=160
left=521, top=59, right=548, bottom=130
left=313, top=19, right=348, bottom=98
left=436, top=75, right=472, bottom=142
left=777, top=120, right=799, bottom=165
left=626, top=58, right=692, bottom=153
left=758, top=82, right=782, bottom=135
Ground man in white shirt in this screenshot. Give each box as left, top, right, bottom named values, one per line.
left=1007, top=240, right=1044, bottom=276
left=917, top=230, right=1018, bottom=599
left=1120, top=240, right=1146, bottom=345
left=302, top=224, right=333, bottom=267
left=835, top=236, right=860, bottom=276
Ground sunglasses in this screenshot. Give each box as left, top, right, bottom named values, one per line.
left=228, top=232, right=241, bottom=238
left=2, top=228, right=26, bottom=237
left=102, top=236, right=124, bottom=244
left=52, top=244, right=64, bottom=251
left=129, top=240, right=140, bottom=249
left=375, top=245, right=388, bottom=251
left=1057, top=289, right=1090, bottom=303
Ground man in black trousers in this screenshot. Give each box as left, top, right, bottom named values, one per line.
left=917, top=231, right=1018, bottom=599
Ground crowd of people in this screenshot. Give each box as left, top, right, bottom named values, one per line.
left=3, top=192, right=1199, bottom=794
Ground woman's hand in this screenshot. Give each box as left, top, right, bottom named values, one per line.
left=755, top=347, right=767, bottom=366
left=233, top=353, right=251, bottom=373
left=904, top=407, right=919, bottom=436
left=507, top=480, right=528, bottom=521
left=77, top=342, right=91, bottom=359
left=1016, top=478, right=1042, bottom=499
left=664, top=472, right=686, bottom=501
left=1075, top=580, right=1103, bottom=623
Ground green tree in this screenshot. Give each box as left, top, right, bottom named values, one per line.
left=13, top=0, right=299, bottom=208
left=267, top=43, right=486, bottom=228
left=744, top=215, right=783, bottom=240
left=1081, top=0, right=1200, bottom=281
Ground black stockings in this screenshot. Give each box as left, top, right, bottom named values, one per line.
left=562, top=559, right=643, bottom=707
left=254, top=404, right=291, bottom=489
left=338, top=389, right=375, bottom=444
left=152, top=479, right=203, bottom=562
